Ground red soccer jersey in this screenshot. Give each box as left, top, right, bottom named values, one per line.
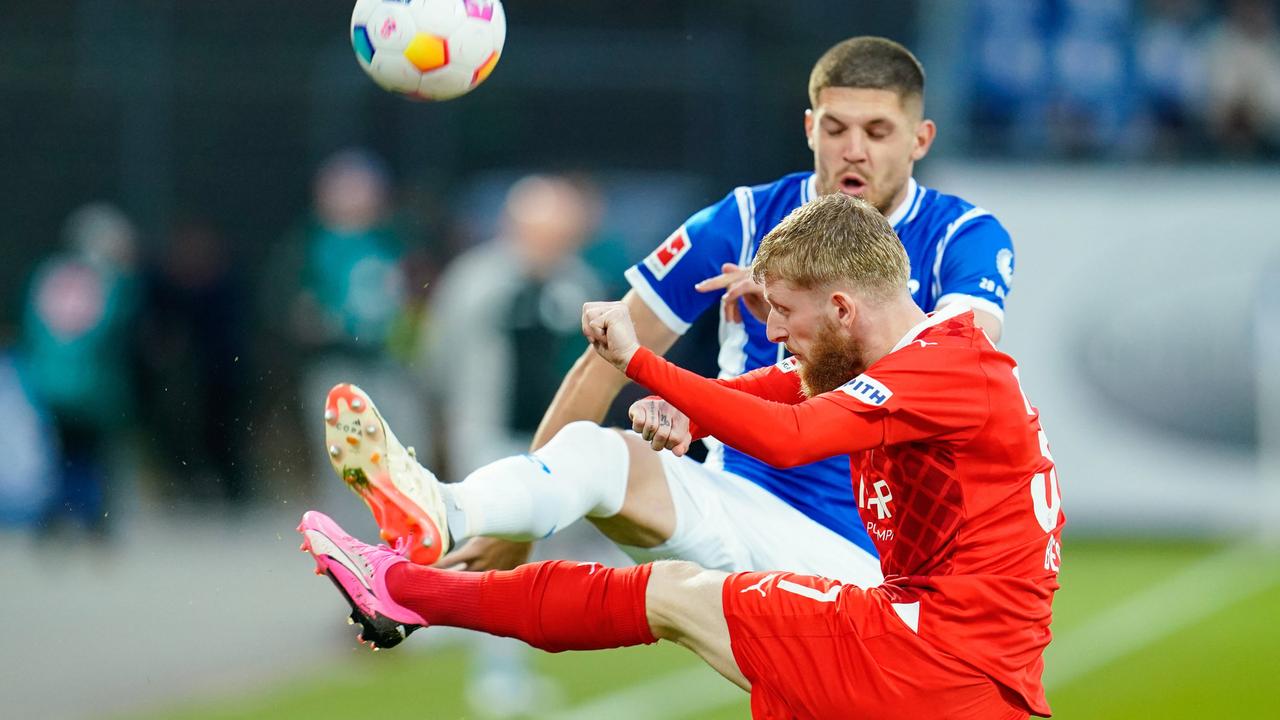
left=626, top=305, right=1064, bottom=716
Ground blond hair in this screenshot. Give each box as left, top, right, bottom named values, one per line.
left=752, top=193, right=909, bottom=302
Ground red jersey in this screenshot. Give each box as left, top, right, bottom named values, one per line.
left=627, top=306, right=1063, bottom=716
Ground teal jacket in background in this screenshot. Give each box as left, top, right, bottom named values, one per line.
left=21, top=254, right=140, bottom=428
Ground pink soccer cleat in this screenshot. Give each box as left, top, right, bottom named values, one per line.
left=323, top=383, right=452, bottom=565
left=297, top=510, right=426, bottom=649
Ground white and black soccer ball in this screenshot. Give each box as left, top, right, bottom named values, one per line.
left=350, top=0, right=506, bottom=101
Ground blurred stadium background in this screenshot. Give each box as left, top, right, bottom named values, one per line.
left=2, top=1, right=1279, bottom=718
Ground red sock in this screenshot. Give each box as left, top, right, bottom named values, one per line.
left=385, top=560, right=658, bottom=652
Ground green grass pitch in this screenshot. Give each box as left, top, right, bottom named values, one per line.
left=144, top=539, right=1280, bottom=720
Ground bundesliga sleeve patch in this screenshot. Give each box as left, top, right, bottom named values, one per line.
left=642, top=226, right=692, bottom=281
left=839, top=373, right=893, bottom=406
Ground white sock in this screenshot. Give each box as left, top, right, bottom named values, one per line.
left=441, top=421, right=630, bottom=542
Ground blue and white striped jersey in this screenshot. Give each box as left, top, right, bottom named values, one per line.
left=624, top=171, right=1014, bottom=554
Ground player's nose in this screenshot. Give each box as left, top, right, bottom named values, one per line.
left=843, top=129, right=869, bottom=162
left=765, top=313, right=786, bottom=344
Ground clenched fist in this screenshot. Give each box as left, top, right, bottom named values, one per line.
left=582, top=301, right=642, bottom=372
left=628, top=396, right=693, bottom=456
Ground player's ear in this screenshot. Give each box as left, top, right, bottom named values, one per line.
left=830, top=291, right=857, bottom=327
left=911, top=119, right=937, bottom=161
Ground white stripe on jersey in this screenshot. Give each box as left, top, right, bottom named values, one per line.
left=935, top=292, right=1006, bottom=321
left=717, top=187, right=756, bottom=379
left=930, top=206, right=991, bottom=302
left=734, top=186, right=756, bottom=267
left=624, top=266, right=692, bottom=334
left=886, top=177, right=920, bottom=228
left=903, top=182, right=926, bottom=225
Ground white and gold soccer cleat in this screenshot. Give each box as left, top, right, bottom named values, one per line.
left=323, top=383, right=451, bottom=565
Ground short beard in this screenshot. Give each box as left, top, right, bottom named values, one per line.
left=797, top=320, right=862, bottom=398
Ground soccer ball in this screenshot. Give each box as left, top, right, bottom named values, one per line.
left=350, top=0, right=506, bottom=101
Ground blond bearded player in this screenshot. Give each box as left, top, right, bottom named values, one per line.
left=300, top=194, right=1059, bottom=718
left=317, top=37, right=1017, bottom=599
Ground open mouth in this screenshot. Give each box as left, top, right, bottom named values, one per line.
left=838, top=174, right=867, bottom=195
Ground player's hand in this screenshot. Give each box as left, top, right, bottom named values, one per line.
left=694, top=263, right=770, bottom=324
left=436, top=536, right=532, bottom=572
left=628, top=396, right=693, bottom=456
left=582, top=301, right=641, bottom=372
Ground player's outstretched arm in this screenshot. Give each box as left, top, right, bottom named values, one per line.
left=530, top=290, right=678, bottom=450
left=584, top=301, right=877, bottom=467
left=627, top=359, right=807, bottom=456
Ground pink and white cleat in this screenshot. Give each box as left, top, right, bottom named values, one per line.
left=297, top=510, right=426, bottom=649
left=323, top=383, right=452, bottom=565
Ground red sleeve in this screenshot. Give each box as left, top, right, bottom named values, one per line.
left=713, top=360, right=806, bottom=404
left=626, top=340, right=990, bottom=466
left=625, top=347, right=884, bottom=467
left=668, top=360, right=804, bottom=440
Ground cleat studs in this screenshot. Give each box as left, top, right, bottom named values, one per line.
left=346, top=435, right=359, bottom=447
left=365, top=423, right=378, bottom=437
left=324, top=409, right=336, bottom=424
left=347, top=617, right=355, bottom=626
left=372, top=646, right=380, bottom=652
left=351, top=398, right=364, bottom=411
left=328, top=445, right=341, bottom=459
left=422, top=536, right=434, bottom=548
left=407, top=446, right=417, bottom=459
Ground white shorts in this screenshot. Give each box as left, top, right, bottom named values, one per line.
left=619, top=449, right=884, bottom=587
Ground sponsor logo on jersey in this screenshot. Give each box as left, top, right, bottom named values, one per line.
left=642, top=226, right=692, bottom=281
left=839, top=374, right=893, bottom=406
left=859, top=476, right=895, bottom=520
left=776, top=356, right=800, bottom=373
left=996, top=247, right=1014, bottom=287
left=740, top=573, right=779, bottom=598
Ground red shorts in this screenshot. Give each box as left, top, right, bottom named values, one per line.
left=723, top=571, right=1030, bottom=720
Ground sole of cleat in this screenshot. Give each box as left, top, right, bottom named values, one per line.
left=324, top=384, right=447, bottom=565
left=323, top=571, right=416, bottom=649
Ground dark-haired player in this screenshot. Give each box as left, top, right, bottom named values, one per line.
left=324, top=37, right=1017, bottom=600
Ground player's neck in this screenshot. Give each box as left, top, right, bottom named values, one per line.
left=859, top=299, right=928, bottom=368
left=881, top=177, right=916, bottom=223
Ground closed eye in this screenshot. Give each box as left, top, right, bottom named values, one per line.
left=866, top=120, right=894, bottom=139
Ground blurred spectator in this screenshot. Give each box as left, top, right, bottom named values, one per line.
left=970, top=0, right=1054, bottom=155
left=265, top=148, right=428, bottom=530
left=422, top=174, right=604, bottom=717
left=425, top=174, right=603, bottom=473
left=1203, top=0, right=1280, bottom=157
left=138, top=217, right=250, bottom=507
left=1048, top=0, right=1139, bottom=157
left=967, top=0, right=1280, bottom=160
left=0, top=351, right=57, bottom=528
left=20, top=202, right=142, bottom=537
left=1135, top=0, right=1209, bottom=157
left=290, top=149, right=410, bottom=354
